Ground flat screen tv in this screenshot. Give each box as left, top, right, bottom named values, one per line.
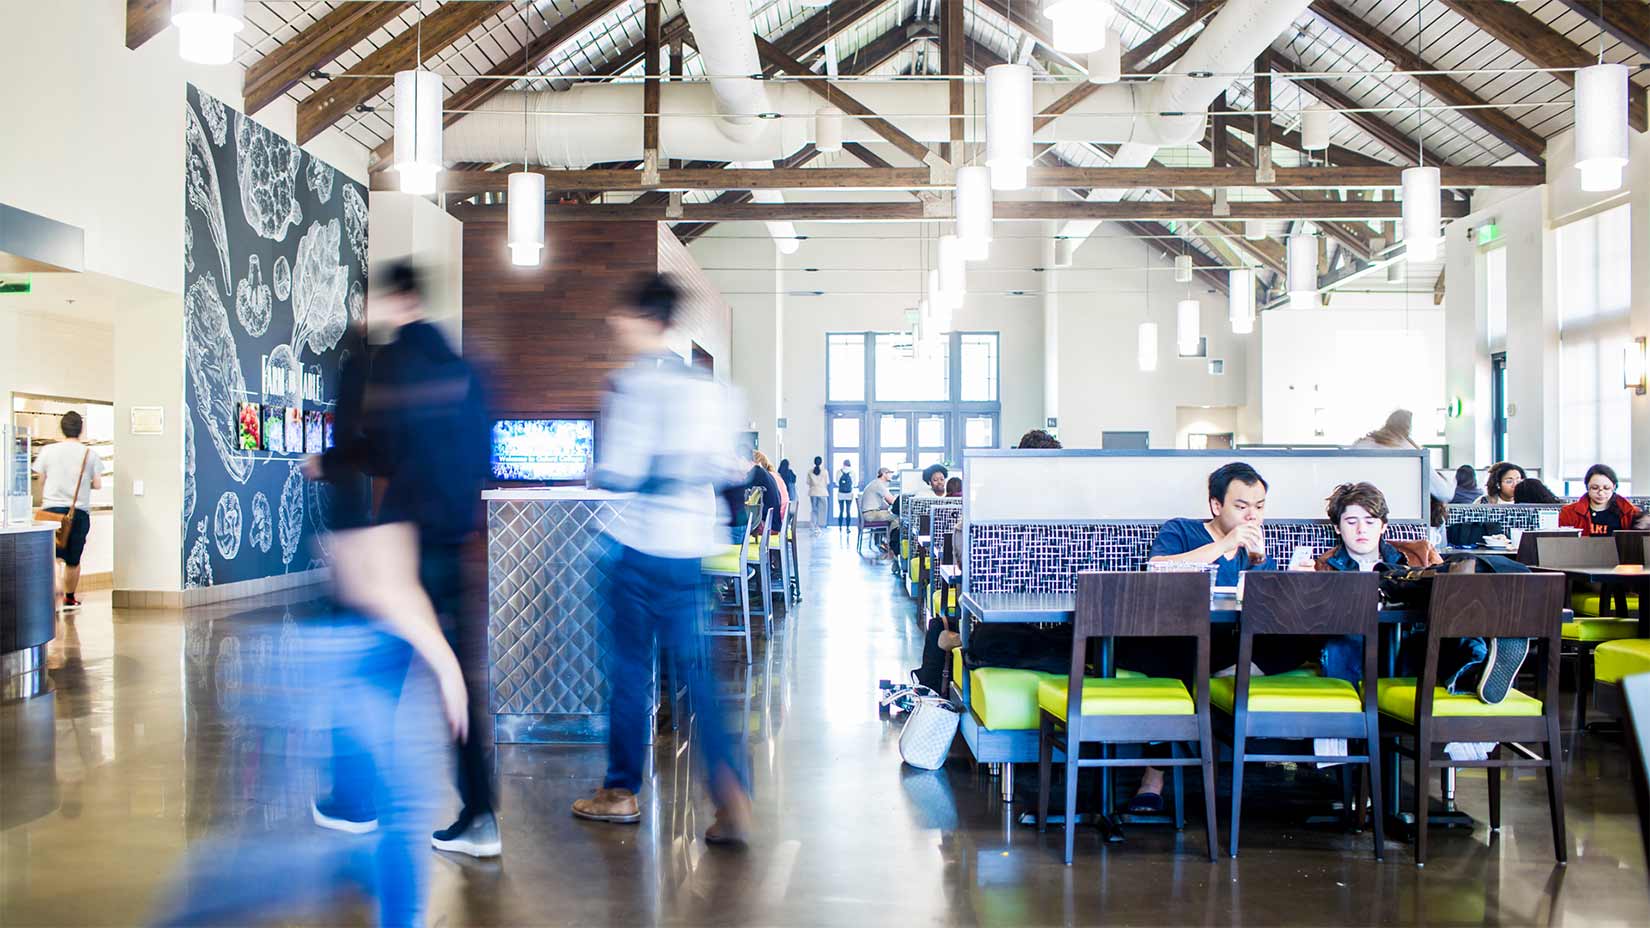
left=491, top=418, right=595, bottom=483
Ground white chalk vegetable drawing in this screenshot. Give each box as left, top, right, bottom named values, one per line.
left=347, top=280, right=364, bottom=325
left=184, top=217, right=195, bottom=273
left=185, top=105, right=232, bottom=295
left=185, top=274, right=252, bottom=484
left=262, top=343, right=302, bottom=410
left=307, top=155, right=335, bottom=203
left=304, top=478, right=335, bottom=557
left=342, top=184, right=368, bottom=267
left=272, top=254, right=291, bottom=302
left=234, top=253, right=273, bottom=337
left=182, top=410, right=196, bottom=531
left=213, top=492, right=243, bottom=560
left=236, top=111, right=303, bottom=241
left=250, top=492, right=273, bottom=554
left=291, top=219, right=349, bottom=355
left=198, top=92, right=229, bottom=146
left=278, top=463, right=304, bottom=567
left=186, top=520, right=214, bottom=589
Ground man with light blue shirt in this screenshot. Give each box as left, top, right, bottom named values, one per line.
left=570, top=274, right=754, bottom=846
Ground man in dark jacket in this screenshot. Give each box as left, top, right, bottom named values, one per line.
left=349, top=261, right=497, bottom=857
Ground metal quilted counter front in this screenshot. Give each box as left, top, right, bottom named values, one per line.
left=486, top=489, right=634, bottom=744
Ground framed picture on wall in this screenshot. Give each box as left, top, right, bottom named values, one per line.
left=285, top=407, right=302, bottom=454
left=263, top=405, right=285, bottom=454
left=237, top=402, right=262, bottom=451
left=304, top=411, right=324, bottom=454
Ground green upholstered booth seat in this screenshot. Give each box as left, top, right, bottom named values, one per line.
left=1375, top=678, right=1542, bottom=721
left=1210, top=674, right=1362, bottom=714
left=971, top=667, right=1067, bottom=730
left=1561, top=618, right=1641, bottom=641
left=1570, top=592, right=1640, bottom=618
left=1036, top=676, right=1195, bottom=721
left=909, top=558, right=920, bottom=582
left=1594, top=639, right=1650, bottom=685
left=931, top=587, right=958, bottom=614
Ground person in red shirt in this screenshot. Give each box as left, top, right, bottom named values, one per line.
left=1558, top=464, right=1640, bottom=536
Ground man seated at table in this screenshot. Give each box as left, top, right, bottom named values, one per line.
left=1124, top=463, right=1279, bottom=813
left=1313, top=481, right=1528, bottom=705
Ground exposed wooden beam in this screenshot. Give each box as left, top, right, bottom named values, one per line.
left=1253, top=52, right=1274, bottom=182
left=671, top=146, right=825, bottom=244
left=1552, top=0, right=1650, bottom=62
left=126, top=0, right=170, bottom=51
left=1438, top=0, right=1647, bottom=132
left=1122, top=222, right=1232, bottom=294
left=943, top=0, right=965, bottom=164
left=1308, top=0, right=1547, bottom=163
left=452, top=198, right=1472, bottom=223
left=244, top=2, right=416, bottom=115
left=297, top=1, right=510, bottom=144
left=756, top=36, right=940, bottom=167
left=1030, top=3, right=1218, bottom=131
left=973, top=0, right=1089, bottom=71
left=1211, top=92, right=1231, bottom=168
left=1433, top=267, right=1446, bottom=306
left=642, top=0, right=661, bottom=181
left=1268, top=50, right=1425, bottom=161
left=401, top=163, right=1543, bottom=195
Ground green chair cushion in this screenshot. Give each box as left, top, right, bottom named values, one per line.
left=909, top=559, right=921, bottom=582
left=970, top=667, right=1067, bottom=730
left=1594, top=639, right=1650, bottom=685
left=1210, top=675, right=1363, bottom=714
left=1561, top=618, right=1641, bottom=641
left=930, top=587, right=958, bottom=614
left=1037, top=676, right=1195, bottom=721
left=700, top=545, right=758, bottom=573
left=1375, top=677, right=1542, bottom=721
left=1570, top=592, right=1640, bottom=618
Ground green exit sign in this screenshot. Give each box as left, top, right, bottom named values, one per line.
left=0, top=275, right=33, bottom=295
left=1475, top=223, right=1501, bottom=246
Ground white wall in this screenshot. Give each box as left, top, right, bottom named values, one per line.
left=1260, top=305, right=1446, bottom=446
left=1, top=311, right=116, bottom=405
left=368, top=192, right=465, bottom=344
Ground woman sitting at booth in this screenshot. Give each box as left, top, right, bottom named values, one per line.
left=1477, top=461, right=1525, bottom=504
left=1314, top=482, right=1529, bottom=705
left=1513, top=478, right=1564, bottom=505
left=1559, top=464, right=1640, bottom=537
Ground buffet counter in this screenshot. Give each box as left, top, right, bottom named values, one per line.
left=2, top=523, right=57, bottom=699
left=485, top=488, right=637, bottom=744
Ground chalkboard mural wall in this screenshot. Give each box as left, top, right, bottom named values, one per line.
left=182, top=84, right=368, bottom=588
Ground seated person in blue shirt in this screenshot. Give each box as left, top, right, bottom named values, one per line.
left=1122, top=462, right=1278, bottom=814
left=1313, top=481, right=1528, bottom=705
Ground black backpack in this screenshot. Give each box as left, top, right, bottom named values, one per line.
left=838, top=471, right=853, bottom=495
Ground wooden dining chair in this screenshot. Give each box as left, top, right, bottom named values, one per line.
left=1532, top=535, right=1637, bottom=724
left=1216, top=571, right=1385, bottom=859
left=1377, top=572, right=1568, bottom=866
left=1036, top=571, right=1220, bottom=864
left=1620, top=672, right=1650, bottom=891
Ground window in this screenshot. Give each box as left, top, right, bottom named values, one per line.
left=964, top=416, right=995, bottom=448
left=831, top=417, right=860, bottom=449
left=959, top=334, right=999, bottom=401
left=1490, top=352, right=1508, bottom=464
left=874, top=334, right=948, bottom=401
left=1555, top=204, right=1633, bottom=484
left=1484, top=246, right=1507, bottom=351
left=827, top=334, right=865, bottom=402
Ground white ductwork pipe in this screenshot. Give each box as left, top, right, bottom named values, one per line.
left=733, top=160, right=801, bottom=253
left=680, top=0, right=772, bottom=144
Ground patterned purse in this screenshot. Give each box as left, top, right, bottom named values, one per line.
left=883, top=685, right=962, bottom=770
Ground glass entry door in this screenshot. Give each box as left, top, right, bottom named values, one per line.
left=828, top=413, right=864, bottom=487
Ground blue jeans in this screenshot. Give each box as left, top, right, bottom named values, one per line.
left=1320, top=631, right=1489, bottom=694
left=810, top=495, right=828, bottom=529
left=603, top=541, right=748, bottom=798
left=152, top=615, right=442, bottom=928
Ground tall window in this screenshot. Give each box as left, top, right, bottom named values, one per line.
left=1484, top=246, right=1507, bottom=352
left=1555, top=204, right=1632, bottom=487
left=824, top=331, right=1001, bottom=471
left=827, top=334, right=865, bottom=402
left=874, top=334, right=948, bottom=401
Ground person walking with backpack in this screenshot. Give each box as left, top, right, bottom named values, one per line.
left=31, top=410, right=103, bottom=610
left=805, top=456, right=831, bottom=536
left=835, top=460, right=855, bottom=531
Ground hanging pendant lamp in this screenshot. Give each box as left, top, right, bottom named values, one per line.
left=1087, top=29, right=1122, bottom=84
left=1176, top=299, right=1200, bottom=356
left=1229, top=269, right=1255, bottom=335
left=1300, top=104, right=1333, bottom=151
left=985, top=65, right=1033, bottom=191
left=1287, top=232, right=1318, bottom=309
left=172, top=0, right=245, bottom=65
left=1574, top=62, right=1629, bottom=193
left=1174, top=254, right=1194, bottom=283
left=1400, top=165, right=1441, bottom=262
left=815, top=106, right=845, bottom=153
left=1044, top=0, right=1115, bottom=55
left=507, top=172, right=545, bottom=266
left=956, top=166, right=994, bottom=261
left=393, top=69, right=444, bottom=195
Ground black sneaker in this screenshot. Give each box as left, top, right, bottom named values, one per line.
left=1477, top=637, right=1530, bottom=705
left=432, top=810, right=502, bottom=857
left=312, top=799, right=378, bottom=834
left=62, top=594, right=81, bottom=611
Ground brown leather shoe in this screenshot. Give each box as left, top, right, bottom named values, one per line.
left=571, top=788, right=641, bottom=824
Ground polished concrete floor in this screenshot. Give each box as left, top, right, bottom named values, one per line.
left=3, top=531, right=1648, bottom=926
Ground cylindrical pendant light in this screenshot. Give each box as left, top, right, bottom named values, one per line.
left=1087, top=29, right=1122, bottom=84
left=1045, top=0, right=1115, bottom=54
left=815, top=106, right=844, bottom=153
left=1228, top=269, right=1255, bottom=335
left=1300, top=104, right=1333, bottom=151
left=956, top=166, right=994, bottom=261
left=1401, top=165, right=1441, bottom=262
left=985, top=64, right=1033, bottom=191
left=506, top=171, right=545, bottom=266
left=1137, top=322, right=1159, bottom=372
left=1244, top=220, right=1266, bottom=241
left=1574, top=62, right=1630, bottom=193
left=939, top=234, right=966, bottom=301
left=1174, top=254, right=1193, bottom=283
left=1176, top=299, right=1200, bottom=356
left=393, top=69, right=444, bottom=195
left=1287, top=232, right=1318, bottom=309
left=172, top=0, right=245, bottom=65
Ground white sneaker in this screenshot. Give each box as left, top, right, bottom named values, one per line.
left=431, top=811, right=502, bottom=858
left=312, top=800, right=378, bottom=834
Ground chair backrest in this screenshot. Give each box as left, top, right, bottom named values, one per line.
left=1613, top=529, right=1649, bottom=568
left=732, top=509, right=755, bottom=562
left=1237, top=571, right=1381, bottom=638
left=1517, top=530, right=1578, bottom=565
left=1535, top=535, right=1618, bottom=569
left=1423, top=572, right=1568, bottom=641
left=743, top=487, right=765, bottom=532
left=1620, top=672, right=1650, bottom=885
left=1075, top=571, right=1212, bottom=640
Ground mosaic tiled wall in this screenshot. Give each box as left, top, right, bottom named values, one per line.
left=1446, top=499, right=1650, bottom=532
left=965, top=520, right=1429, bottom=595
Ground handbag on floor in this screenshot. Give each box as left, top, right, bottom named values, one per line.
left=882, top=685, right=961, bottom=770
left=34, top=447, right=91, bottom=549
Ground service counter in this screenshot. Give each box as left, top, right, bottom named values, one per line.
left=484, top=488, right=635, bottom=744
left=2, top=523, right=57, bottom=699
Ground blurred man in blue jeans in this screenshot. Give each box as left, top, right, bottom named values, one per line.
left=569, top=274, right=754, bottom=845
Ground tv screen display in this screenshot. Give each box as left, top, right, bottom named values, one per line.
left=491, top=419, right=595, bottom=482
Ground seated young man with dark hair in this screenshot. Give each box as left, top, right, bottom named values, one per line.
left=1314, top=481, right=1528, bottom=705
